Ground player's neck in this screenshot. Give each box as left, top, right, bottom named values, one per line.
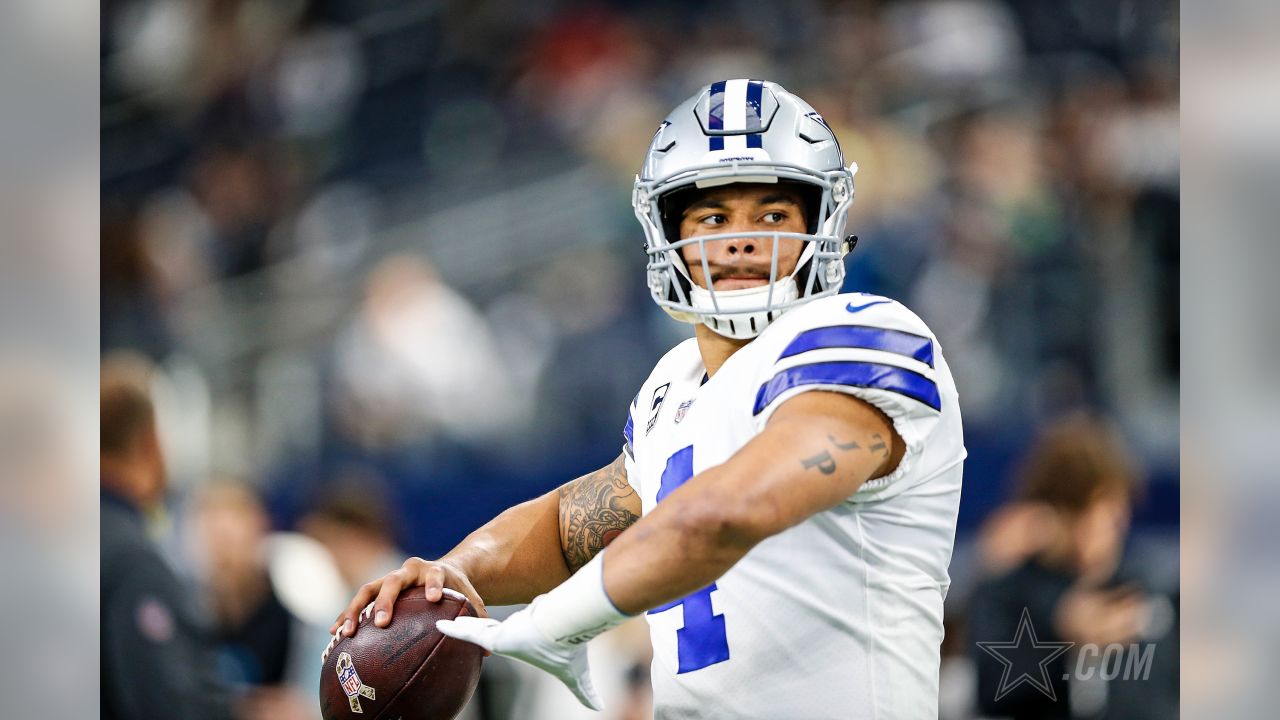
left=694, top=323, right=752, bottom=378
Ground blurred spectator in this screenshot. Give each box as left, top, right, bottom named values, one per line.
left=101, top=352, right=234, bottom=720
left=298, top=477, right=405, bottom=592
left=333, top=253, right=521, bottom=449
left=968, top=413, right=1176, bottom=719
left=187, top=142, right=284, bottom=279
left=102, top=201, right=173, bottom=357
left=186, top=480, right=313, bottom=720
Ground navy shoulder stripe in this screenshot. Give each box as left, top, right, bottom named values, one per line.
left=622, top=412, right=635, bottom=458
left=753, top=361, right=941, bottom=415
left=779, top=325, right=933, bottom=367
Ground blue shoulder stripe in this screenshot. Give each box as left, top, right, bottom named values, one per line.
left=753, top=361, right=941, bottom=415
left=622, top=412, right=635, bottom=458
left=779, top=325, right=934, bottom=367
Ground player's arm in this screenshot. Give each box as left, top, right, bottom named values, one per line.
left=601, top=390, right=902, bottom=613
left=439, top=452, right=639, bottom=601
left=331, top=453, right=640, bottom=635
left=433, top=391, right=904, bottom=709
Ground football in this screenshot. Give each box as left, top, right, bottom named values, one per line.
left=320, top=587, right=485, bottom=720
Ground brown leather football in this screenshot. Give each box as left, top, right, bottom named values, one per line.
left=320, top=587, right=484, bottom=720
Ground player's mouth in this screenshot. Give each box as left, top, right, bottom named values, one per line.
left=714, top=277, right=769, bottom=290
left=711, top=271, right=772, bottom=290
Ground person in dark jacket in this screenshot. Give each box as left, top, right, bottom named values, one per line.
left=101, top=354, right=234, bottom=720
left=968, top=413, right=1176, bottom=719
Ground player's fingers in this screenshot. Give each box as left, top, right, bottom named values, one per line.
left=419, top=564, right=448, bottom=603
left=332, top=578, right=383, bottom=636
left=563, top=643, right=603, bottom=709
left=371, top=569, right=411, bottom=627
left=436, top=617, right=501, bottom=652
left=448, top=573, right=488, bottom=618
left=560, top=668, right=603, bottom=711
left=570, top=681, right=603, bottom=711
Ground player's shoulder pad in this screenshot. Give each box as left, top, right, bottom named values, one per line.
left=775, top=293, right=936, bottom=340
left=624, top=337, right=698, bottom=457
left=752, top=293, right=946, bottom=427
left=646, top=337, right=701, bottom=381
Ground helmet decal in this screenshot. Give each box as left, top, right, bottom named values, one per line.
left=705, top=79, right=768, bottom=151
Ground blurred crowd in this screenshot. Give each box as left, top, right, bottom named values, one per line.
left=100, top=0, right=1179, bottom=718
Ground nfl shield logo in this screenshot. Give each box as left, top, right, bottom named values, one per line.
left=341, top=667, right=360, bottom=696
left=335, top=652, right=376, bottom=713
left=674, top=400, right=694, bottom=424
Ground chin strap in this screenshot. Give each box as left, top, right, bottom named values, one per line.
left=688, top=276, right=800, bottom=339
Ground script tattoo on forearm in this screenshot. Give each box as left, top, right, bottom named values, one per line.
left=799, top=432, right=891, bottom=476
left=558, top=454, right=640, bottom=574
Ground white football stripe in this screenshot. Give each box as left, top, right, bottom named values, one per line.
left=724, top=79, right=748, bottom=131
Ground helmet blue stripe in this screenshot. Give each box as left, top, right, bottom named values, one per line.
left=707, top=80, right=726, bottom=150
left=707, top=80, right=726, bottom=131
left=745, top=80, right=764, bottom=131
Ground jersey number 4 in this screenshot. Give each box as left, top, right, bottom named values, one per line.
left=647, top=445, right=731, bottom=673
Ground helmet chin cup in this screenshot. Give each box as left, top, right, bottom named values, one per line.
left=689, top=277, right=800, bottom=339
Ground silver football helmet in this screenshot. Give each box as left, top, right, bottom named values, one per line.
left=633, top=79, right=858, bottom=339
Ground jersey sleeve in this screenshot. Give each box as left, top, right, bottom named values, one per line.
left=621, top=391, right=640, bottom=489
left=752, top=297, right=944, bottom=496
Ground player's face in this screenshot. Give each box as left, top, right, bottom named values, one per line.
left=678, top=184, right=807, bottom=291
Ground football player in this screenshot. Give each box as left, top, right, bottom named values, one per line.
left=332, top=79, right=965, bottom=719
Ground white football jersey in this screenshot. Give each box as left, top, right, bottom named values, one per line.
left=621, top=293, right=965, bottom=720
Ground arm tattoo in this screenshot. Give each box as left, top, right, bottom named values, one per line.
left=800, top=432, right=892, bottom=475
left=828, top=434, right=860, bottom=451
left=558, top=454, right=640, bottom=574
left=868, top=433, right=887, bottom=455
left=801, top=449, right=837, bottom=475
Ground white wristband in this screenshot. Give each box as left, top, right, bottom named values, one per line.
left=531, top=551, right=630, bottom=645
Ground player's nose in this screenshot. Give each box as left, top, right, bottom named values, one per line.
left=723, top=236, right=757, bottom=256
left=712, top=227, right=761, bottom=258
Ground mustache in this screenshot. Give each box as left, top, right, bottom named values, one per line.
left=707, top=265, right=775, bottom=283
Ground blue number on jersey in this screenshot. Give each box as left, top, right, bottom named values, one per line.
left=646, top=445, right=731, bottom=673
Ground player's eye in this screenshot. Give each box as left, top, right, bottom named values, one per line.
left=700, top=214, right=727, bottom=225
left=761, top=211, right=788, bottom=224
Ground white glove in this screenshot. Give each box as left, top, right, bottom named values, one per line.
left=436, top=553, right=629, bottom=711
left=437, top=600, right=602, bottom=710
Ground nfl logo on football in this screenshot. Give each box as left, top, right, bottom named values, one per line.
left=340, top=664, right=360, bottom=697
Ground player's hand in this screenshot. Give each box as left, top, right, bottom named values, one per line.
left=436, top=600, right=603, bottom=710
left=330, top=557, right=487, bottom=638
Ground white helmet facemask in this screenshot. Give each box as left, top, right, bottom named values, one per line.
left=632, top=79, right=858, bottom=340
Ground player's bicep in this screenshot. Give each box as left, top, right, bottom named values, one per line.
left=720, top=391, right=904, bottom=535
left=769, top=390, right=906, bottom=484
left=751, top=302, right=946, bottom=499
left=557, top=453, right=642, bottom=574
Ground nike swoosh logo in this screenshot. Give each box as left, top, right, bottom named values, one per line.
left=846, top=299, right=891, bottom=313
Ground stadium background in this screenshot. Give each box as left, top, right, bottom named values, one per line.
left=100, top=0, right=1179, bottom=717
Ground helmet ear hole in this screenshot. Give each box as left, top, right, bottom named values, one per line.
left=659, top=188, right=697, bottom=241
left=777, top=180, right=823, bottom=235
